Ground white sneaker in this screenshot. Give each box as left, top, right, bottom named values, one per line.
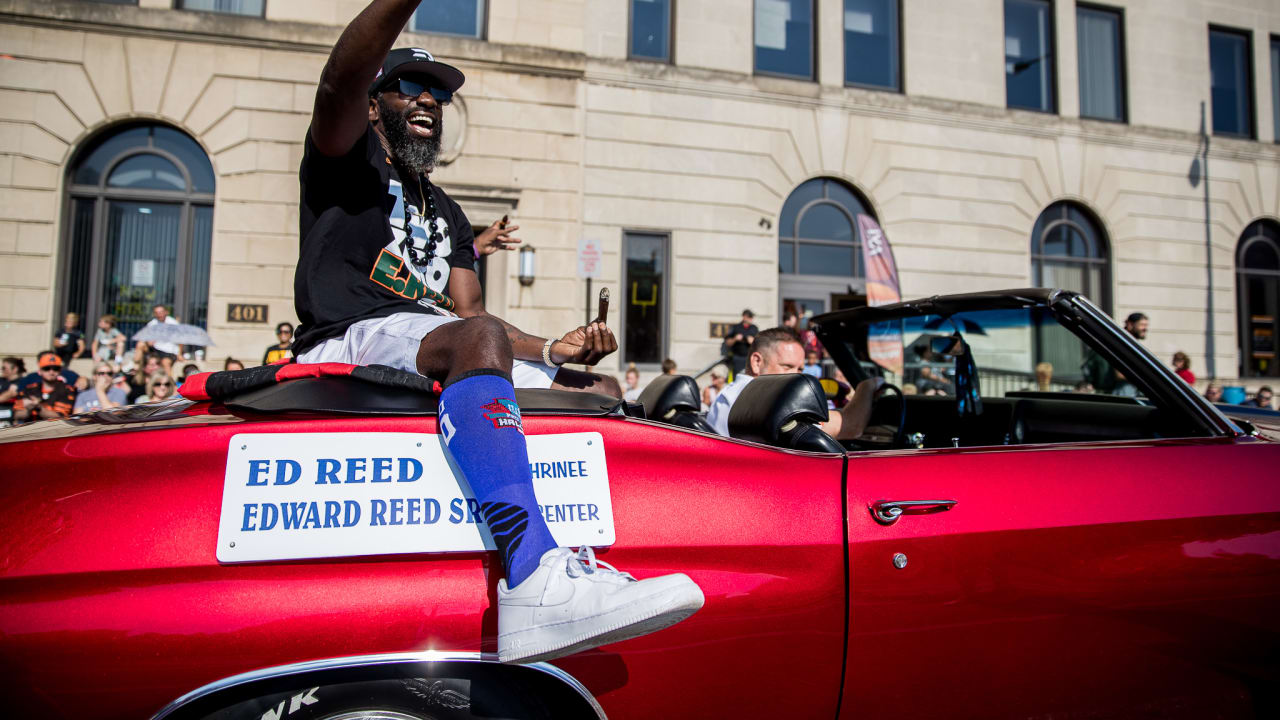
left=497, top=546, right=705, bottom=664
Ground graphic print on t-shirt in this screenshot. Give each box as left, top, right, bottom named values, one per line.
left=368, top=178, right=455, bottom=310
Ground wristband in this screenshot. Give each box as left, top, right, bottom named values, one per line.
left=542, top=339, right=561, bottom=369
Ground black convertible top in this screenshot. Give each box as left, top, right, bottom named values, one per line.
left=811, top=287, right=1063, bottom=331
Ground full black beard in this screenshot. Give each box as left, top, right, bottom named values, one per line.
left=377, top=95, right=441, bottom=176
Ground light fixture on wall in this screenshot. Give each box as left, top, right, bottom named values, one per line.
left=518, top=245, right=536, bottom=287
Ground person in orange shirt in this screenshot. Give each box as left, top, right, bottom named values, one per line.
left=13, top=352, right=75, bottom=423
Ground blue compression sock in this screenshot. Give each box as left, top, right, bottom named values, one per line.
left=439, top=370, right=557, bottom=588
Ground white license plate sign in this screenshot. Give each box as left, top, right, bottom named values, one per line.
left=217, top=432, right=615, bottom=563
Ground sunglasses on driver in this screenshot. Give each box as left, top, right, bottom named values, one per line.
left=390, top=76, right=453, bottom=105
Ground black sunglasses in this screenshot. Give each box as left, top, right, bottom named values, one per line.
left=392, top=77, right=452, bottom=104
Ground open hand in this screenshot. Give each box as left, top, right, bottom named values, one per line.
left=474, top=217, right=521, bottom=256
left=552, top=322, right=618, bottom=366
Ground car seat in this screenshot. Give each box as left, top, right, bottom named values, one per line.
left=637, top=374, right=716, bottom=433
left=726, top=374, right=843, bottom=453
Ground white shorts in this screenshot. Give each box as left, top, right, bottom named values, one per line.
left=296, top=312, right=560, bottom=389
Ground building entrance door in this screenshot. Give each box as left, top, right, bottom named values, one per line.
left=61, top=124, right=215, bottom=345
left=780, top=276, right=866, bottom=327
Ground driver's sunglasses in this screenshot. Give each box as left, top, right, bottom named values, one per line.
left=394, top=77, right=452, bottom=105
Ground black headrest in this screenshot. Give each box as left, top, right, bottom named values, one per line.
left=728, top=374, right=840, bottom=452
left=638, top=374, right=702, bottom=421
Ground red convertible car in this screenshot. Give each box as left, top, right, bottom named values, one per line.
left=2, top=288, right=1278, bottom=719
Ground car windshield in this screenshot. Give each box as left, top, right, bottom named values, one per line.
left=838, top=306, right=1138, bottom=399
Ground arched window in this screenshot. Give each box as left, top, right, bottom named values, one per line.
left=1030, top=201, right=1111, bottom=312
left=1031, top=202, right=1111, bottom=384
left=778, top=177, right=875, bottom=319
left=61, top=124, right=215, bottom=344
left=1237, top=219, right=1280, bottom=378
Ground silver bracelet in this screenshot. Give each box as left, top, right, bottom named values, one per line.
left=542, top=338, right=560, bottom=368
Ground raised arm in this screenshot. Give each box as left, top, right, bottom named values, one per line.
left=311, top=0, right=422, bottom=157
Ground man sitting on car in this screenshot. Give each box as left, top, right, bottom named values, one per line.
left=288, top=0, right=703, bottom=665
left=707, top=327, right=883, bottom=440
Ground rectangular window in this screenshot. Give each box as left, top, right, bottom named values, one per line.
left=1076, top=4, right=1125, bottom=121
left=1209, top=26, right=1254, bottom=138
left=623, top=232, right=669, bottom=366
left=177, top=0, right=264, bottom=16
left=630, top=0, right=672, bottom=62
left=414, top=0, right=485, bottom=39
left=1004, top=0, right=1055, bottom=113
left=755, top=0, right=814, bottom=80
left=843, top=0, right=899, bottom=91
left=1271, top=36, right=1279, bottom=142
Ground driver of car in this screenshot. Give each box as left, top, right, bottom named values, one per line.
left=707, top=327, right=883, bottom=439
left=292, top=0, right=703, bottom=664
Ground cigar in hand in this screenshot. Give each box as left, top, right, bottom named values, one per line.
left=499, top=214, right=509, bottom=230
left=595, top=287, right=610, bottom=324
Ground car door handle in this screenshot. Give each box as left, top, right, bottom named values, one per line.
left=870, top=499, right=957, bottom=525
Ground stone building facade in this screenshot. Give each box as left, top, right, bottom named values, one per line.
left=1, top=0, right=1278, bottom=390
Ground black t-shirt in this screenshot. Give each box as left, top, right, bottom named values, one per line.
left=54, top=329, right=83, bottom=364
left=728, top=322, right=758, bottom=357
left=294, top=125, right=477, bottom=355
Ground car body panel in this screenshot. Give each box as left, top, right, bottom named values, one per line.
left=0, top=413, right=847, bottom=719
left=842, top=436, right=1280, bottom=719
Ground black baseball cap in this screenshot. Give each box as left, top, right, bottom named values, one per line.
left=369, top=47, right=465, bottom=96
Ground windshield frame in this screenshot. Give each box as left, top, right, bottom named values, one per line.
left=811, top=288, right=1239, bottom=439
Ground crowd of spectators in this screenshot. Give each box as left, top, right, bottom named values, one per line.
left=4, top=304, right=1278, bottom=427
left=0, top=345, right=189, bottom=426
left=0, top=313, right=299, bottom=427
